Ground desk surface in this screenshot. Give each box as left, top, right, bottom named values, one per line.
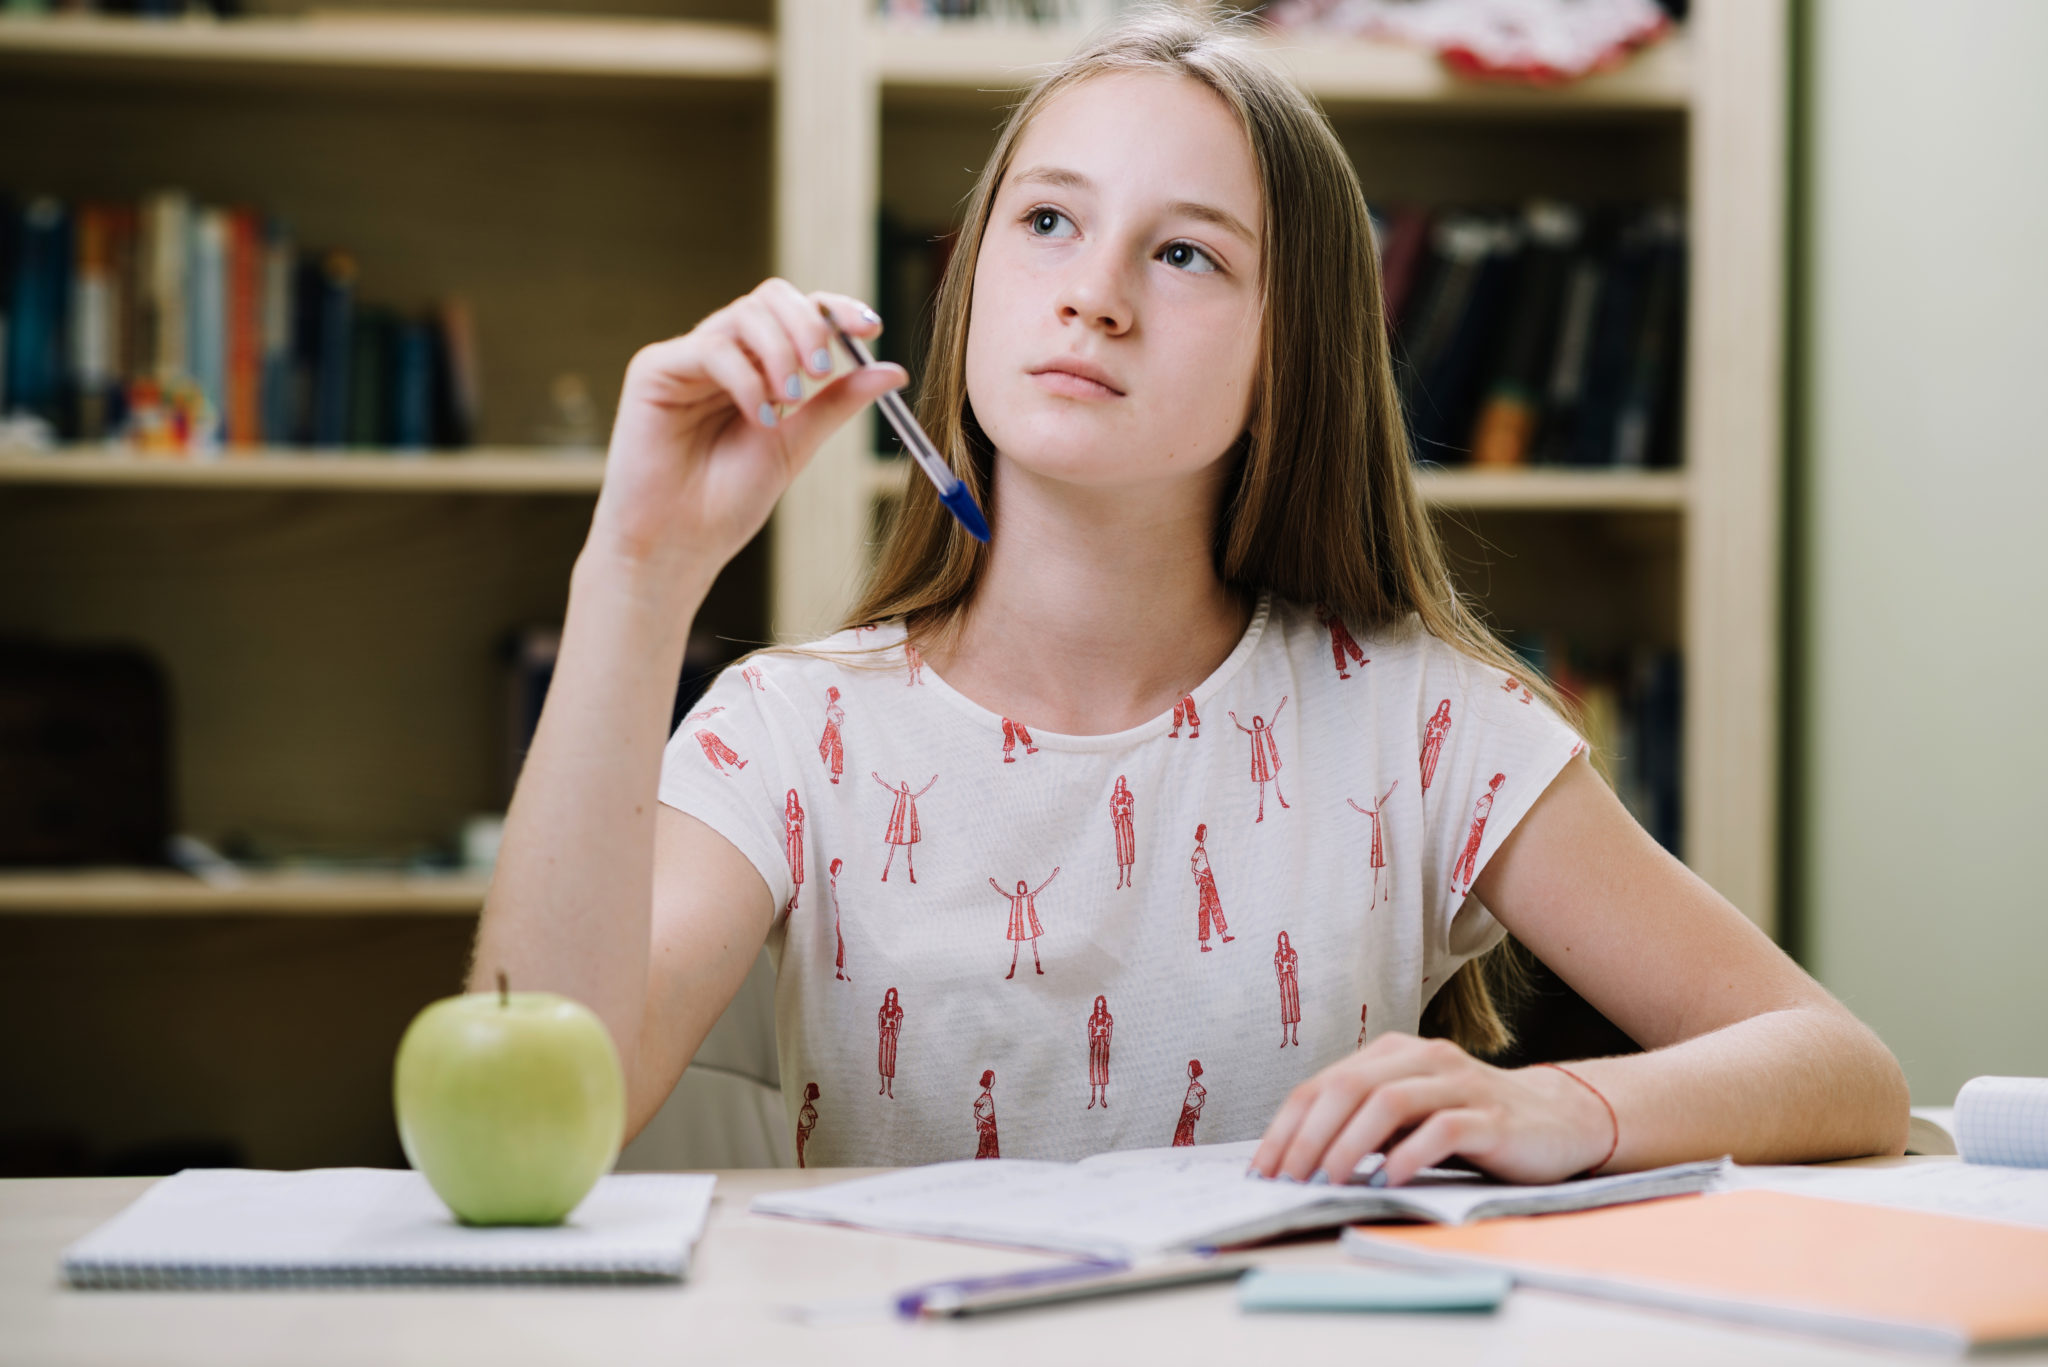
left=4, top=1158, right=2036, bottom=1367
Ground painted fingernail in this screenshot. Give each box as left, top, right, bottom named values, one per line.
left=784, top=373, right=803, bottom=399
left=1367, top=1167, right=1390, bottom=1188
left=859, top=306, right=881, bottom=325
left=811, top=347, right=832, bottom=373
left=757, top=402, right=779, bottom=427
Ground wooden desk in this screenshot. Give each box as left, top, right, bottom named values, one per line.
left=4, top=1161, right=2037, bottom=1366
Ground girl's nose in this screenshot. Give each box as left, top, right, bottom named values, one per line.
left=1055, top=252, right=1133, bottom=334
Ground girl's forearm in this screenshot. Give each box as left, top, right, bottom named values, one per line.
left=1562, top=1004, right=1911, bottom=1172
left=468, top=544, right=720, bottom=1086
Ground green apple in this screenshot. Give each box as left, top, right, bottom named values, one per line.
left=393, top=973, right=626, bottom=1226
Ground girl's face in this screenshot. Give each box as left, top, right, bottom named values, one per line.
left=966, top=71, right=1264, bottom=489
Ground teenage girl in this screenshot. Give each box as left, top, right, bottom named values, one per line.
left=471, top=4, right=1907, bottom=1184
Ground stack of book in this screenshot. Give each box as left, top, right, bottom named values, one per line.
left=0, top=190, right=479, bottom=455
left=1380, top=200, right=1686, bottom=470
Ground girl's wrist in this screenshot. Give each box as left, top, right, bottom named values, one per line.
left=1535, top=1061, right=1621, bottom=1178
left=572, top=536, right=722, bottom=623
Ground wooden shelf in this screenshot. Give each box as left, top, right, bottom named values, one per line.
left=0, top=447, right=605, bottom=493
left=865, top=455, right=1685, bottom=513
left=0, top=869, right=488, bottom=916
left=0, top=9, right=774, bottom=84
left=872, top=18, right=1688, bottom=114
left=1413, top=467, right=1687, bottom=511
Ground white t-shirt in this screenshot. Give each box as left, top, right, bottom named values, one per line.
left=657, top=589, right=1583, bottom=1167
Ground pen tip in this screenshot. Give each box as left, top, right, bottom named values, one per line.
left=942, top=485, right=992, bottom=543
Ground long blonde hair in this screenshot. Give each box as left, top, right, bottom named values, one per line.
left=743, top=2, right=1581, bottom=1057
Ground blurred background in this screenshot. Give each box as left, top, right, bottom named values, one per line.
left=0, top=0, right=2040, bottom=1177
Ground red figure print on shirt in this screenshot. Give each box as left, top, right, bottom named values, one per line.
left=1110, top=775, right=1136, bottom=889
left=742, top=664, right=765, bottom=691
left=1000, top=717, right=1039, bottom=764
left=1356, top=1003, right=1370, bottom=1050
left=1229, top=696, right=1291, bottom=822
left=1086, top=995, right=1114, bottom=1110
left=1190, top=823, right=1234, bottom=951
left=973, top=1070, right=999, bottom=1159
left=828, top=857, right=850, bottom=981
left=818, top=686, right=845, bottom=784
left=782, top=789, right=805, bottom=917
left=695, top=729, right=747, bottom=775
left=1345, top=778, right=1399, bottom=904
left=1316, top=603, right=1368, bottom=680
left=988, top=866, right=1059, bottom=979
left=872, top=772, right=936, bottom=882
left=1451, top=772, right=1506, bottom=897
left=1274, top=931, right=1302, bottom=1047
left=1420, top=700, right=1453, bottom=791
left=877, top=987, right=903, bottom=1097
left=683, top=705, right=725, bottom=723
left=796, top=1082, right=819, bottom=1168
left=1502, top=674, right=1534, bottom=704
left=904, top=642, right=925, bottom=686
left=1172, top=1060, right=1206, bottom=1147
left=1169, top=692, right=1201, bottom=739
left=1571, top=739, right=1587, bottom=760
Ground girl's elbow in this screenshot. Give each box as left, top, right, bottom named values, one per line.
left=1858, top=1030, right=1914, bottom=1158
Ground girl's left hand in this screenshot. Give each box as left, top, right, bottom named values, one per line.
left=1247, top=1031, right=1616, bottom=1187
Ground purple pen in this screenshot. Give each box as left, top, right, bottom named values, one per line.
left=817, top=301, right=991, bottom=544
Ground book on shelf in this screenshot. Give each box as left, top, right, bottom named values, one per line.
left=1515, top=634, right=1681, bottom=856
left=1378, top=199, right=1686, bottom=471
left=0, top=189, right=479, bottom=457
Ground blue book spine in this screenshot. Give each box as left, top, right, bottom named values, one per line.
left=391, top=317, right=432, bottom=450
left=4, top=197, right=71, bottom=426
left=259, top=217, right=296, bottom=445
left=310, top=250, right=355, bottom=447
left=188, top=208, right=227, bottom=447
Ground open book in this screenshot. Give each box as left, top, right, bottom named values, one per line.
left=752, top=1140, right=1726, bottom=1263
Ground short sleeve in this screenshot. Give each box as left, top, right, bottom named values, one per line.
left=657, top=660, right=797, bottom=917
left=1415, top=639, right=1586, bottom=983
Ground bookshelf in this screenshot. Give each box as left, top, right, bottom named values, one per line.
left=0, top=1, right=1786, bottom=925
left=0, top=1, right=1785, bottom=1171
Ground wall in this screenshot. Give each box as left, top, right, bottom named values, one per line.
left=1801, top=0, right=2048, bottom=1101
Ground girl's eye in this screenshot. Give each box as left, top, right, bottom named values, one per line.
left=1162, top=241, right=1219, bottom=275
left=1026, top=207, right=1076, bottom=239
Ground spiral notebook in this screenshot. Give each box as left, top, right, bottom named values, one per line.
left=61, top=1168, right=717, bottom=1288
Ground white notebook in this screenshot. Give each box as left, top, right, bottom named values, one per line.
left=62, top=1168, right=717, bottom=1288
left=751, top=1140, right=1727, bottom=1263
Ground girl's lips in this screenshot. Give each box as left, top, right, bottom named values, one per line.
left=1030, top=368, right=1123, bottom=400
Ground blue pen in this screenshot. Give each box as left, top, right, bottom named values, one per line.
left=818, top=301, right=991, bottom=544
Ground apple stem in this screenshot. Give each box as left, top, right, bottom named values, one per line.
left=497, top=970, right=509, bottom=1008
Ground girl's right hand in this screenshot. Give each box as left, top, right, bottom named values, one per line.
left=588, top=277, right=909, bottom=583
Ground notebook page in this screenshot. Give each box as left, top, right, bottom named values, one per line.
left=1726, top=1158, right=2048, bottom=1232
left=1955, top=1076, right=2048, bottom=1167
left=751, top=1158, right=1352, bottom=1261
left=62, top=1169, right=717, bottom=1287
left=1082, top=1141, right=1726, bottom=1224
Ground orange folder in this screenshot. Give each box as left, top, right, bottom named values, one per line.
left=1344, top=1189, right=2048, bottom=1354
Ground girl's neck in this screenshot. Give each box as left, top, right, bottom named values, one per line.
left=927, top=453, right=1252, bottom=737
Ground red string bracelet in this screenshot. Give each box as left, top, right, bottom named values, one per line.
left=1539, top=1062, right=1618, bottom=1177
